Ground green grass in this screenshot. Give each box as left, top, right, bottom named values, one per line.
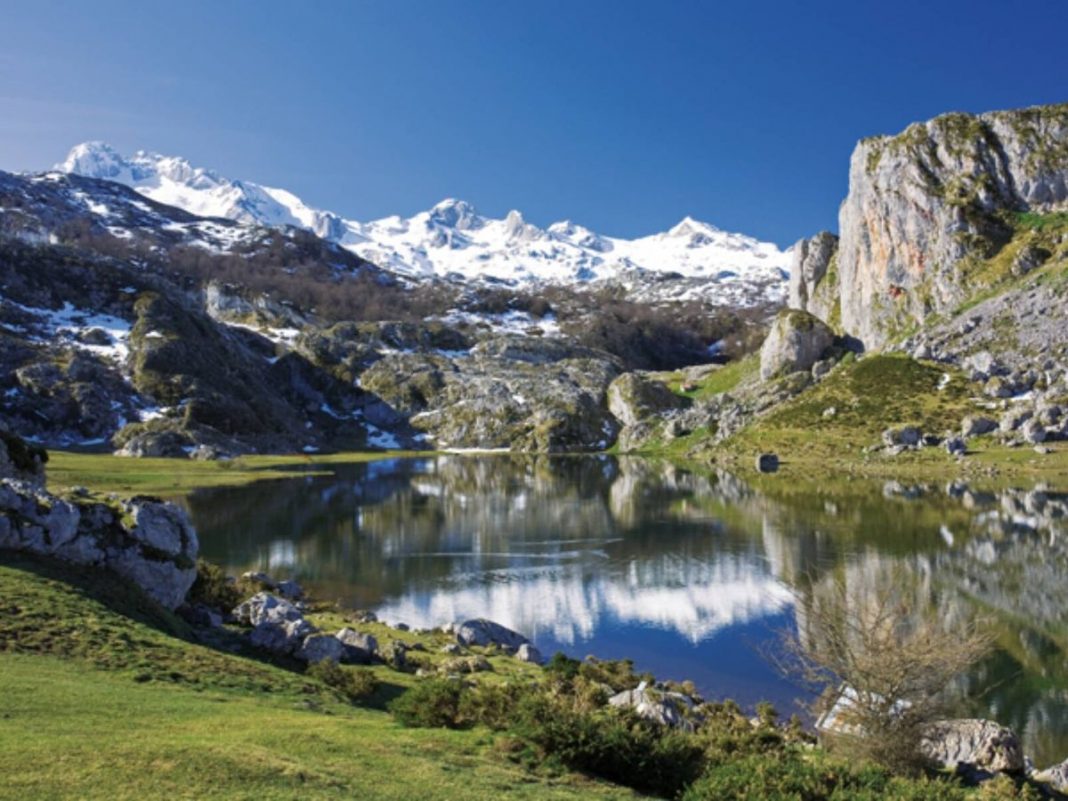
left=721, top=354, right=974, bottom=463
left=45, top=450, right=430, bottom=498
left=0, top=554, right=640, bottom=801
left=659, top=355, right=758, bottom=400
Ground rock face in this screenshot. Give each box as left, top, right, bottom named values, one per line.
left=0, top=436, right=198, bottom=609
left=607, top=373, right=687, bottom=428
left=788, top=231, right=839, bottom=324
left=836, top=104, right=1068, bottom=349
left=919, top=719, right=1025, bottom=774
left=455, top=618, right=530, bottom=651
left=759, top=309, right=835, bottom=381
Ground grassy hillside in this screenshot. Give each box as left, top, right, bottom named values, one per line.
left=0, top=554, right=638, bottom=801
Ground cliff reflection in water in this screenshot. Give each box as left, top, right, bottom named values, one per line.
left=187, top=455, right=1068, bottom=764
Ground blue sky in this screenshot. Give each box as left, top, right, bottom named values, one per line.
left=1, top=0, right=1065, bottom=246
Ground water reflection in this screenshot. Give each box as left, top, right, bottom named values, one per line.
left=186, top=456, right=1068, bottom=764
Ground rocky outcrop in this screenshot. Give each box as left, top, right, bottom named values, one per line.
left=608, top=682, right=700, bottom=730
left=361, top=335, right=621, bottom=451
left=837, top=104, right=1068, bottom=349
left=0, top=436, right=198, bottom=609
left=787, top=231, right=839, bottom=325
left=759, top=309, right=834, bottom=381
left=920, top=719, right=1025, bottom=774
left=607, top=373, right=688, bottom=427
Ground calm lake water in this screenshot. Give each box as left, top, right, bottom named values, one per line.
left=187, top=455, right=1068, bottom=765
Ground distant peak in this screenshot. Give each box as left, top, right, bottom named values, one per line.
left=428, top=198, right=481, bottom=230
left=57, top=141, right=126, bottom=177
left=668, top=216, right=721, bottom=237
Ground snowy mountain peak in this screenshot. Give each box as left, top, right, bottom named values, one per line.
left=57, top=142, right=791, bottom=305
left=59, top=142, right=126, bottom=179
left=428, top=198, right=482, bottom=230
left=667, top=216, right=722, bottom=238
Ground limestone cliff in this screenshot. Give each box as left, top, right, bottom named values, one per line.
left=808, top=103, right=1068, bottom=349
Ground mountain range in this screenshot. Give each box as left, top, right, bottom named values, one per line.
left=58, top=142, right=790, bottom=303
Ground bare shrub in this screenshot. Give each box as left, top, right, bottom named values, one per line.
left=782, top=561, right=994, bottom=773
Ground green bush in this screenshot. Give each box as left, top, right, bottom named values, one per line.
left=511, top=693, right=705, bottom=798
left=186, top=559, right=241, bottom=612
left=388, top=678, right=466, bottom=728
left=682, top=751, right=970, bottom=801
left=306, top=661, right=378, bottom=702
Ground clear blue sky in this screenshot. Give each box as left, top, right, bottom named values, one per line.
left=1, top=0, right=1066, bottom=247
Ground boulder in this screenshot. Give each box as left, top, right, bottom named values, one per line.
left=250, top=617, right=315, bottom=655
left=297, top=633, right=346, bottom=664
left=608, top=682, right=699, bottom=731
left=882, top=427, right=922, bottom=449
left=919, top=719, right=1024, bottom=774
left=1033, top=759, right=1068, bottom=793
left=232, top=592, right=303, bottom=627
left=961, top=416, right=998, bottom=438
left=755, top=453, right=780, bottom=473
left=759, top=310, right=834, bottom=382
left=455, top=618, right=530, bottom=651
left=1021, top=419, right=1047, bottom=444
left=440, top=655, right=493, bottom=674
left=607, top=373, right=687, bottom=427
left=515, top=643, right=545, bottom=665
left=1000, top=408, right=1034, bottom=434
left=945, top=436, right=967, bottom=457
left=380, top=641, right=408, bottom=669
left=0, top=430, right=46, bottom=485
left=335, top=628, right=377, bottom=664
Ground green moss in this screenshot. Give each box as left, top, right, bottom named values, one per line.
left=658, top=354, right=759, bottom=400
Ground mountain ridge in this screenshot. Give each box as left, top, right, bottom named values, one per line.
left=57, top=142, right=790, bottom=301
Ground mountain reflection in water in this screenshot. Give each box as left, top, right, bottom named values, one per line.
left=187, top=455, right=1068, bottom=765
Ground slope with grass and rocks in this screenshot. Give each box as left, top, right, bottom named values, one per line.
left=619, top=103, right=1068, bottom=472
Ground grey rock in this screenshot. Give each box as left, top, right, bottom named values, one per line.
left=1000, top=408, right=1034, bottom=434
left=381, top=641, right=408, bottom=669
left=961, top=416, right=998, bottom=438
left=232, top=592, right=303, bottom=627
left=945, top=436, right=967, bottom=456
left=755, top=453, right=780, bottom=473
left=0, top=472, right=197, bottom=609
left=882, top=426, right=922, bottom=448
left=515, top=643, right=545, bottom=665
left=455, top=618, right=530, bottom=650
left=1021, top=419, right=1048, bottom=444
left=250, top=616, right=314, bottom=655
left=608, top=684, right=699, bottom=731
left=440, top=643, right=462, bottom=655
left=335, top=628, right=377, bottom=664
left=759, top=309, right=835, bottom=381
left=919, top=719, right=1024, bottom=774
left=297, top=633, right=346, bottom=664
left=1033, top=758, right=1068, bottom=793
left=787, top=231, right=839, bottom=322
left=607, top=373, right=687, bottom=429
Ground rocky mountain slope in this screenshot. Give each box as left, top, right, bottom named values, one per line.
left=59, top=142, right=790, bottom=307
left=0, top=169, right=652, bottom=455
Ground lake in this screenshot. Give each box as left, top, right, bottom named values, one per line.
left=187, top=454, right=1068, bottom=765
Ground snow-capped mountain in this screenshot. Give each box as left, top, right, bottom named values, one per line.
left=58, top=142, right=790, bottom=304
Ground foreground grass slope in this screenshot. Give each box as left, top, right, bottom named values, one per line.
left=0, top=555, right=638, bottom=801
